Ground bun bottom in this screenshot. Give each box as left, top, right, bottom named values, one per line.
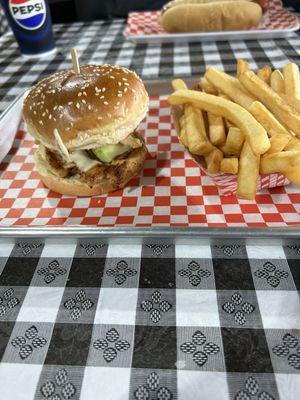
left=35, top=139, right=149, bottom=197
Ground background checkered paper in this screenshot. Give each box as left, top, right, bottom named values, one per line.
left=1, top=96, right=300, bottom=227
left=0, top=239, right=300, bottom=400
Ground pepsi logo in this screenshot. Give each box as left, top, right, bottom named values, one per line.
left=9, top=0, right=46, bottom=30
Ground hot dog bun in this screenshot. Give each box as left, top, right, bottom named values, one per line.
left=160, top=1, right=262, bottom=33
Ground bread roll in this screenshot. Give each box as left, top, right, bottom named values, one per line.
left=160, top=1, right=262, bottom=33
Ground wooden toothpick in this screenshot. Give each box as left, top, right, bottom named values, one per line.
left=71, top=48, right=80, bottom=74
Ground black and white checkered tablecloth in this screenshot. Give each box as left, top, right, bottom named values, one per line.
left=0, top=239, right=300, bottom=399
left=0, top=18, right=300, bottom=114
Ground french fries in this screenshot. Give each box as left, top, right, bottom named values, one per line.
left=284, top=167, right=300, bottom=185
left=249, top=101, right=291, bottom=137
left=207, top=112, right=226, bottom=146
left=179, top=114, right=189, bottom=147
left=169, top=61, right=300, bottom=200
left=220, top=158, right=238, bottom=174
left=205, top=67, right=255, bottom=110
left=239, top=70, right=300, bottom=136
left=237, top=59, right=249, bottom=78
left=224, top=127, right=244, bottom=155
left=284, top=137, right=300, bottom=152
left=283, top=63, right=300, bottom=100
left=257, top=65, right=272, bottom=84
left=260, top=151, right=300, bottom=174
left=168, top=89, right=270, bottom=155
left=172, top=78, right=188, bottom=91
left=266, top=133, right=291, bottom=154
left=204, top=148, right=223, bottom=173
left=237, top=142, right=260, bottom=200
left=199, top=77, right=218, bottom=95
left=270, top=70, right=285, bottom=94
left=183, top=104, right=214, bottom=155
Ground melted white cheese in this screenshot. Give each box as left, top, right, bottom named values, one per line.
left=69, top=150, right=101, bottom=172
left=53, top=129, right=70, bottom=159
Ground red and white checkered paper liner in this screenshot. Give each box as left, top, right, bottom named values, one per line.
left=125, top=0, right=299, bottom=37
left=1, top=95, right=300, bottom=228
left=202, top=167, right=289, bottom=197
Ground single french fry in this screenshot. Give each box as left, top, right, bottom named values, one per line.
left=283, top=62, right=300, bottom=100
left=200, top=77, right=218, bottom=95
left=257, top=65, right=272, bottom=84
left=260, top=151, right=300, bottom=174
left=172, top=78, right=188, bottom=91
left=249, top=101, right=292, bottom=137
left=220, top=158, right=239, bottom=174
left=270, top=70, right=285, bottom=94
left=179, top=114, right=189, bottom=147
left=224, top=118, right=235, bottom=130
left=225, top=127, right=244, bottom=155
left=207, top=112, right=226, bottom=145
left=168, top=90, right=270, bottom=155
left=284, top=167, right=300, bottom=185
left=237, top=142, right=260, bottom=200
left=204, top=148, right=223, bottom=173
left=237, top=59, right=249, bottom=78
left=284, top=137, right=300, bottom=151
left=239, top=70, right=300, bottom=136
left=184, top=104, right=214, bottom=155
left=266, top=133, right=291, bottom=154
left=205, top=67, right=255, bottom=110
left=281, top=94, right=300, bottom=114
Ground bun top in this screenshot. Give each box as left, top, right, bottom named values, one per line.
left=23, top=64, right=149, bottom=151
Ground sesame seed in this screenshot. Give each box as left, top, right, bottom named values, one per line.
left=102, top=88, right=106, bottom=92
left=118, top=82, right=122, bottom=86
left=100, top=96, right=105, bottom=99
left=39, top=120, right=43, bottom=125
left=53, top=105, right=58, bottom=110
left=104, top=101, right=109, bottom=105
left=83, top=91, right=87, bottom=96
left=76, top=103, right=80, bottom=109
left=117, top=93, right=122, bottom=97
left=124, top=82, right=129, bottom=86
left=78, top=92, right=82, bottom=97
left=33, top=111, right=37, bottom=115
left=49, top=115, right=52, bottom=120
left=68, top=101, right=73, bottom=105
left=88, top=105, right=92, bottom=110
left=124, top=88, right=128, bottom=93
left=97, top=116, right=103, bottom=120
left=82, top=99, right=86, bottom=104
left=122, top=77, right=128, bottom=81
left=42, top=112, right=46, bottom=117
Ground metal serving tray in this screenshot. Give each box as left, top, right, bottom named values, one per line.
left=125, top=28, right=299, bottom=44
left=0, top=79, right=299, bottom=241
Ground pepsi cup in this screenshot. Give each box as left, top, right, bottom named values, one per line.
left=0, top=0, right=56, bottom=58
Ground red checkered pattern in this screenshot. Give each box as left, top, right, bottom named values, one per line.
left=197, top=164, right=289, bottom=196
left=125, top=0, right=299, bottom=37
left=1, top=96, right=300, bottom=228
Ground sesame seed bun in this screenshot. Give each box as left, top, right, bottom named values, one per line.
left=34, top=133, right=149, bottom=196
left=23, top=64, right=149, bottom=152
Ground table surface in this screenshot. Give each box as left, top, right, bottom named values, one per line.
left=0, top=15, right=300, bottom=114
left=1, top=13, right=300, bottom=400
left=0, top=239, right=300, bottom=400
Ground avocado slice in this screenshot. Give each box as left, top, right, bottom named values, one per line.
left=92, top=143, right=130, bottom=163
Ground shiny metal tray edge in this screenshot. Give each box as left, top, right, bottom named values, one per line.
left=1, top=79, right=300, bottom=240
